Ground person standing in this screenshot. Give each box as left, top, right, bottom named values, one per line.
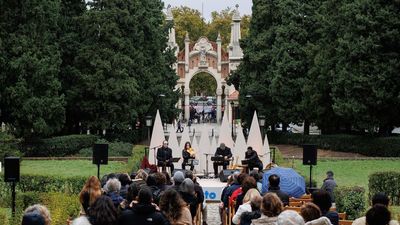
left=245, top=146, right=263, bottom=172
left=213, top=143, right=232, bottom=176
left=321, top=171, right=337, bottom=203
left=157, top=140, right=174, bottom=172
left=182, top=141, right=196, bottom=171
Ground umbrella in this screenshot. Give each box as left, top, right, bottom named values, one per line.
left=262, top=167, right=306, bottom=198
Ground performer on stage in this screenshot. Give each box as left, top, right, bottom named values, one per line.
left=157, top=140, right=174, bottom=172
left=245, top=146, right=263, bottom=172
left=213, top=143, right=232, bottom=176
left=182, top=141, right=195, bottom=171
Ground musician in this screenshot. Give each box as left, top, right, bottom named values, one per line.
left=213, top=143, right=232, bottom=176
left=157, top=140, right=174, bottom=172
left=245, top=146, right=263, bottom=172
left=182, top=141, right=195, bottom=171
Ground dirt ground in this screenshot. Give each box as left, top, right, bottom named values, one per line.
left=275, top=144, right=365, bottom=158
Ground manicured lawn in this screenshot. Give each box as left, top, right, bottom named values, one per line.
left=293, top=159, right=400, bottom=190
left=21, top=160, right=128, bottom=178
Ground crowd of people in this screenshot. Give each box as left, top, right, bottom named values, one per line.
left=19, top=166, right=399, bottom=225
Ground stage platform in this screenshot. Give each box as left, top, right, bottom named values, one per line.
left=197, top=178, right=226, bottom=202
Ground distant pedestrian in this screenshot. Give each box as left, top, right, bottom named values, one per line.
left=320, top=171, right=337, bottom=203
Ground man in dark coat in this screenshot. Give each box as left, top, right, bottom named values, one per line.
left=213, top=143, right=233, bottom=176
left=118, top=187, right=170, bottom=225
left=156, top=140, right=174, bottom=172
left=245, top=146, right=263, bottom=172
left=266, top=174, right=290, bottom=206
left=321, top=170, right=337, bottom=203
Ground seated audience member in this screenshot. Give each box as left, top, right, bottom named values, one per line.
left=105, top=178, right=124, bottom=209
left=277, top=210, right=305, bottom=225
left=185, top=171, right=207, bottom=225
left=22, top=204, right=51, bottom=225
left=232, top=188, right=261, bottom=225
left=71, top=216, right=92, bottom=225
left=118, top=187, right=170, bottom=225
left=236, top=176, right=257, bottom=211
left=101, top=173, right=117, bottom=188
left=220, top=175, right=235, bottom=225
left=230, top=173, right=249, bottom=210
left=159, top=189, right=192, bottom=225
left=353, top=193, right=399, bottom=225
left=312, top=190, right=339, bottom=225
left=172, top=171, right=185, bottom=191
left=120, top=182, right=140, bottom=210
left=249, top=170, right=263, bottom=193
left=180, top=178, right=198, bottom=218
left=250, top=193, right=284, bottom=225
left=88, top=195, right=118, bottom=225
left=79, top=176, right=102, bottom=215
left=301, top=203, right=332, bottom=225
left=267, top=174, right=290, bottom=206
left=154, top=172, right=168, bottom=191
left=320, top=171, right=337, bottom=204
left=240, top=195, right=262, bottom=225
left=132, top=169, right=148, bottom=188
left=366, top=204, right=392, bottom=225
left=118, top=173, right=132, bottom=199
left=222, top=172, right=241, bottom=210
left=146, top=173, right=163, bottom=205
left=162, top=171, right=173, bottom=186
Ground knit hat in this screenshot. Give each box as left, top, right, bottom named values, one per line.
left=22, top=212, right=46, bottom=225
left=277, top=210, right=305, bottom=225
left=173, top=171, right=185, bottom=184
left=180, top=178, right=195, bottom=194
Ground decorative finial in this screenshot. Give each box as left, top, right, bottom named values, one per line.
left=185, top=32, right=190, bottom=41
left=166, top=4, right=173, bottom=21
left=217, top=32, right=221, bottom=42
left=236, top=4, right=239, bottom=9
left=232, top=4, right=241, bottom=21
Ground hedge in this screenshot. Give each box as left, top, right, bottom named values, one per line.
left=78, top=139, right=133, bottom=157
left=21, top=134, right=98, bottom=157
left=335, top=186, right=366, bottom=220
left=0, top=132, right=21, bottom=163
left=0, top=208, right=10, bottom=225
left=369, top=171, right=400, bottom=205
left=268, top=133, right=400, bottom=157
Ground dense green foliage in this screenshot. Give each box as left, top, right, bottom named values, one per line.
left=269, top=133, right=400, bottom=157
left=0, top=0, right=178, bottom=139
left=21, top=134, right=98, bottom=157
left=78, top=139, right=133, bottom=157
left=229, top=0, right=400, bottom=135
left=369, top=171, right=400, bottom=205
left=0, top=208, right=9, bottom=225
left=335, top=186, right=366, bottom=220
left=189, top=72, right=217, bottom=96
left=0, top=133, right=21, bottom=163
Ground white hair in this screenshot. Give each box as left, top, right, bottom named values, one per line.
left=105, top=178, right=121, bottom=193
left=72, top=216, right=92, bottom=225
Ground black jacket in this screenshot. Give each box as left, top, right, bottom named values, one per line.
left=245, top=150, right=261, bottom=164
left=182, top=149, right=195, bottom=163
left=214, top=147, right=232, bottom=165
left=118, top=203, right=170, bottom=225
left=267, top=187, right=290, bottom=206
left=157, top=147, right=173, bottom=162
left=240, top=210, right=261, bottom=225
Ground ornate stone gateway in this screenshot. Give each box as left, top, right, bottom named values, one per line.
left=166, top=5, right=243, bottom=122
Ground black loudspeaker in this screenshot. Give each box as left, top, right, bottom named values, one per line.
left=303, top=144, right=317, bottom=165
left=219, top=169, right=240, bottom=182
left=4, top=157, right=20, bottom=182
left=172, top=169, right=187, bottom=177
left=93, top=144, right=108, bottom=165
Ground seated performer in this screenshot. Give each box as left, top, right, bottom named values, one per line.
left=157, top=140, right=174, bottom=172
left=213, top=143, right=232, bottom=176
left=182, top=141, right=195, bottom=171
left=245, top=146, right=263, bottom=172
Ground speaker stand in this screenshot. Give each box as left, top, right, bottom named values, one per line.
left=309, top=165, right=313, bottom=189
left=97, top=164, right=101, bottom=179
left=11, top=181, right=16, bottom=216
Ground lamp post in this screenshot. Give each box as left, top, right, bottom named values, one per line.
left=145, top=115, right=152, bottom=146
left=230, top=101, right=235, bottom=139
left=258, top=115, right=266, bottom=140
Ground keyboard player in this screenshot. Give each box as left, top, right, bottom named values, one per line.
left=245, top=146, right=263, bottom=171
left=213, top=143, right=232, bottom=176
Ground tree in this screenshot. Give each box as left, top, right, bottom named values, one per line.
left=0, top=0, right=65, bottom=138
left=189, top=73, right=217, bottom=96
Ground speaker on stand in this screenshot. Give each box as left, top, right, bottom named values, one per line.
left=93, top=144, right=109, bottom=179
left=4, top=157, right=20, bottom=216
left=303, top=144, right=317, bottom=190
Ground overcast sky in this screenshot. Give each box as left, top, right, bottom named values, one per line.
left=162, top=0, right=253, bottom=22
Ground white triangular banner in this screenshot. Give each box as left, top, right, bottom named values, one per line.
left=149, top=110, right=165, bottom=165
left=233, top=127, right=247, bottom=165
left=218, top=112, right=234, bottom=149
left=247, top=111, right=263, bottom=156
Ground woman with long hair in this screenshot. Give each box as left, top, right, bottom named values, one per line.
left=182, top=141, right=195, bottom=171
left=79, top=176, right=102, bottom=215
left=88, top=195, right=118, bottom=225
left=159, top=189, right=192, bottom=225
left=251, top=193, right=283, bottom=225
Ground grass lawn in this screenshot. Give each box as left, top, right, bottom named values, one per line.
left=21, top=160, right=128, bottom=178
left=293, top=159, right=400, bottom=190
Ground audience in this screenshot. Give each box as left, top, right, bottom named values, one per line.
left=172, top=171, right=185, bottom=191
left=180, top=178, right=198, bottom=218
left=79, top=176, right=102, bottom=215
left=71, top=216, right=92, bottom=225
left=105, top=178, right=124, bottom=209
left=159, top=189, right=192, bottom=225
left=266, top=174, right=289, bottom=206
left=300, top=203, right=332, bottom=225
left=249, top=170, right=263, bottom=193
left=353, top=192, right=399, bottom=225
left=251, top=193, right=284, bottom=225
left=118, top=173, right=132, bottom=200
left=88, top=195, right=118, bottom=225
left=277, top=210, right=305, bottom=225
left=236, top=176, right=257, bottom=211
left=366, top=204, right=391, bottom=225
left=312, top=190, right=339, bottom=225
left=240, top=195, right=262, bottom=225
left=22, top=204, right=51, bottom=225
left=118, top=187, right=170, bottom=225
left=232, top=188, right=261, bottom=225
